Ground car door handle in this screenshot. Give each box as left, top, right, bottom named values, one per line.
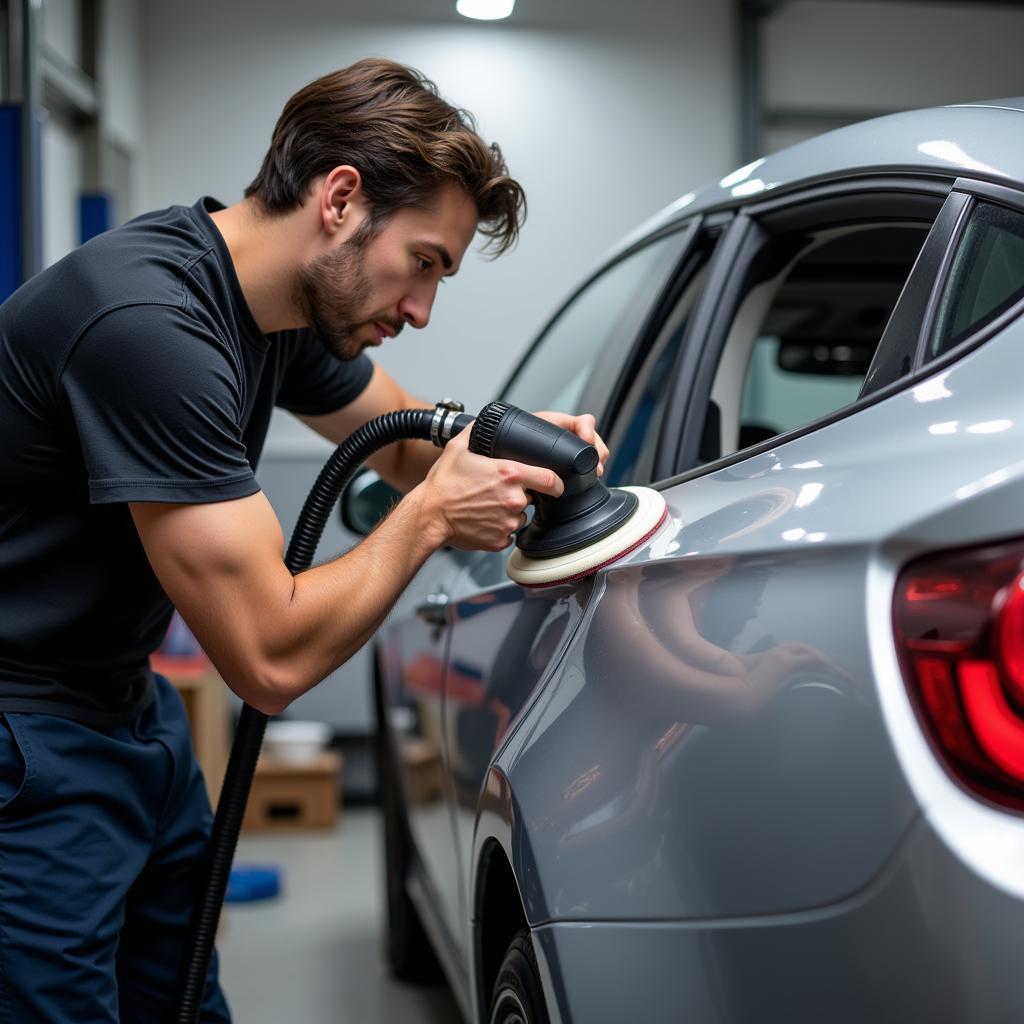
left=416, top=591, right=450, bottom=626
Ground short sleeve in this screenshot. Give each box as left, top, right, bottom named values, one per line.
left=274, top=329, right=374, bottom=416
left=61, top=303, right=261, bottom=505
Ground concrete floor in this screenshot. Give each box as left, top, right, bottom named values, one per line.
left=217, top=807, right=462, bottom=1023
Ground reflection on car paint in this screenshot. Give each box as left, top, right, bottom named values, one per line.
left=507, top=532, right=916, bottom=921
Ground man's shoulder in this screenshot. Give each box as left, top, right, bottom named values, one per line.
left=78, top=202, right=214, bottom=292
left=34, top=202, right=236, bottom=347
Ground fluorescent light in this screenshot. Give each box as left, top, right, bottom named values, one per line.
left=456, top=0, right=515, bottom=19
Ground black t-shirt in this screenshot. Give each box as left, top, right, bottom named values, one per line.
left=0, top=198, right=373, bottom=724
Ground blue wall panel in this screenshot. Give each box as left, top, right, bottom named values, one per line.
left=80, top=193, right=114, bottom=244
left=0, top=106, right=22, bottom=303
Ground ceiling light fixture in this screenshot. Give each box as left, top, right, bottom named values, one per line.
left=456, top=0, right=515, bottom=20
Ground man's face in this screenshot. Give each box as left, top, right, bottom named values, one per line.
left=294, top=184, right=479, bottom=360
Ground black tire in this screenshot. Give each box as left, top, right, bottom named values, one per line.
left=376, top=683, right=444, bottom=983
left=489, top=928, right=550, bottom=1024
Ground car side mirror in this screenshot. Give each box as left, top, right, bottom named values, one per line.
left=339, top=468, right=402, bottom=536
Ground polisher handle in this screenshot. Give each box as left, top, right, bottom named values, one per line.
left=468, top=401, right=599, bottom=487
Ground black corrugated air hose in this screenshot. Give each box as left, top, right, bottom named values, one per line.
left=174, top=405, right=470, bottom=1023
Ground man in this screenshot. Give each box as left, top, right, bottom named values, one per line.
left=0, top=58, right=605, bottom=1021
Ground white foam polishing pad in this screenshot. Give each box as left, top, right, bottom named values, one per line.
left=507, top=486, right=668, bottom=588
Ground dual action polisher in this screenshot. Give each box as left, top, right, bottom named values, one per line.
left=438, top=400, right=668, bottom=587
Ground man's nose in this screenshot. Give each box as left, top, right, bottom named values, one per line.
left=398, top=285, right=436, bottom=329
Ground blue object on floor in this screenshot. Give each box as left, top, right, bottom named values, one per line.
left=225, top=865, right=282, bottom=903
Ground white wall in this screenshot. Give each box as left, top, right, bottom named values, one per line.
left=40, top=0, right=84, bottom=267
left=140, top=0, right=738, bottom=450
left=99, top=0, right=143, bottom=212
left=38, top=0, right=145, bottom=266
left=41, top=117, right=84, bottom=266
left=762, top=0, right=1024, bottom=152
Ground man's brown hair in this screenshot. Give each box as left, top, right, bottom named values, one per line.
left=245, top=58, right=526, bottom=256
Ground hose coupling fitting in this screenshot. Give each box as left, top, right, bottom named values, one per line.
left=430, top=398, right=467, bottom=448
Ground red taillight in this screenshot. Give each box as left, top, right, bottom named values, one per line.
left=895, top=542, right=1024, bottom=811
left=998, top=575, right=1024, bottom=704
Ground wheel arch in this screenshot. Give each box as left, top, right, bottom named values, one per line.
left=472, top=766, right=545, bottom=1022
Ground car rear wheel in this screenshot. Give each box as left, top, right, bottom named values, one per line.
left=488, top=928, right=549, bottom=1024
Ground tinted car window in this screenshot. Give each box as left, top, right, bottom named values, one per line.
left=606, top=256, right=713, bottom=487
left=605, top=317, right=689, bottom=487
left=503, top=231, right=686, bottom=417
left=718, top=223, right=929, bottom=456
left=739, top=337, right=865, bottom=440
left=930, top=202, right=1024, bottom=360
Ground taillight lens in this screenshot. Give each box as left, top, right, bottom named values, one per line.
left=894, top=541, right=1024, bottom=812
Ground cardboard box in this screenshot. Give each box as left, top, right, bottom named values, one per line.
left=155, top=655, right=230, bottom=804
left=242, top=751, right=342, bottom=832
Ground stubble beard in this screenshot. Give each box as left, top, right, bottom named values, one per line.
left=293, top=229, right=403, bottom=361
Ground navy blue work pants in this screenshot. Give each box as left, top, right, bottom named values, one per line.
left=0, top=674, right=231, bottom=1022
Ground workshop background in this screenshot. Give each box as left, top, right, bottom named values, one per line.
left=1, top=0, right=1022, bottom=1020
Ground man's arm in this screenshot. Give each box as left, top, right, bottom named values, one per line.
left=131, top=429, right=562, bottom=715
left=298, top=363, right=610, bottom=492
left=297, top=363, right=440, bottom=493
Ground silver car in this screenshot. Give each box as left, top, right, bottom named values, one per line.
left=369, top=99, right=1024, bottom=1023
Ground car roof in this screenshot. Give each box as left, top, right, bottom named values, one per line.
left=614, top=100, right=1024, bottom=258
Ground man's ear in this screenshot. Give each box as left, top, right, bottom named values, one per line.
left=319, top=165, right=367, bottom=237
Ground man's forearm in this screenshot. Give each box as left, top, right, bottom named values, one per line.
left=133, top=427, right=562, bottom=717
left=255, top=485, right=445, bottom=711
left=363, top=388, right=443, bottom=493
left=380, top=434, right=442, bottom=493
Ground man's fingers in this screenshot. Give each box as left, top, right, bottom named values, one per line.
left=573, top=413, right=598, bottom=446
left=534, top=410, right=610, bottom=475
left=445, top=424, right=472, bottom=452
left=510, top=462, right=564, bottom=497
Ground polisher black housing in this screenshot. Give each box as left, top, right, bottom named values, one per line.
left=468, top=401, right=640, bottom=558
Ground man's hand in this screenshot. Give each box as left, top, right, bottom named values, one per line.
left=533, top=411, right=609, bottom=476
left=413, top=428, right=564, bottom=551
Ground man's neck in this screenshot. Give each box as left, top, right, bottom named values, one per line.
left=208, top=198, right=308, bottom=335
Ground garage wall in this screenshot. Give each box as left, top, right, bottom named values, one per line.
left=40, top=0, right=85, bottom=268
left=762, top=0, right=1024, bottom=151
left=139, top=0, right=738, bottom=439
left=98, top=0, right=144, bottom=219
left=38, top=0, right=145, bottom=268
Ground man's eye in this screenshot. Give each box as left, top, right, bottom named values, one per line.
left=417, top=257, right=432, bottom=272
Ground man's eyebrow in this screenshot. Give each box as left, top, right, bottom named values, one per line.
left=419, top=241, right=455, bottom=273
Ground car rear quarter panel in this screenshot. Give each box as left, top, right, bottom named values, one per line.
left=488, top=315, right=1024, bottom=924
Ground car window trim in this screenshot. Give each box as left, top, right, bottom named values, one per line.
left=661, top=180, right=948, bottom=479
left=585, top=221, right=709, bottom=435
left=911, top=194, right=975, bottom=368
left=600, top=219, right=731, bottom=449
left=951, top=177, right=1024, bottom=216
left=695, top=169, right=958, bottom=219
left=741, top=175, right=950, bottom=220
left=745, top=182, right=948, bottom=238
left=914, top=177, right=1024, bottom=371
left=858, top=191, right=973, bottom=398
left=653, top=189, right=1022, bottom=492
left=653, top=212, right=760, bottom=481
left=497, top=220, right=697, bottom=405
